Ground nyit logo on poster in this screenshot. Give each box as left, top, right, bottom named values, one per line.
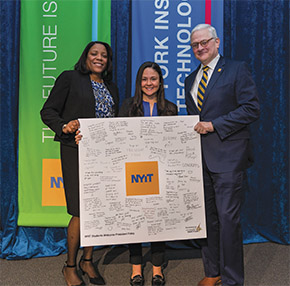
left=125, top=161, right=159, bottom=196
left=42, top=159, right=66, bottom=206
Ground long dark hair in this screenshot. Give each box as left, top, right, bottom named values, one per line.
left=74, top=41, right=113, bottom=81
left=129, top=61, right=167, bottom=116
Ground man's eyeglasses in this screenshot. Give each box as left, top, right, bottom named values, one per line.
left=191, top=38, right=214, bottom=50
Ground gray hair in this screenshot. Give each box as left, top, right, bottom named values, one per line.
left=191, top=24, right=218, bottom=39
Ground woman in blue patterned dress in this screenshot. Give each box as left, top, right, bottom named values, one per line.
left=41, top=41, right=119, bottom=286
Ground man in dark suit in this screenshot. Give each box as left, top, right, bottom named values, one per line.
left=185, top=24, right=260, bottom=286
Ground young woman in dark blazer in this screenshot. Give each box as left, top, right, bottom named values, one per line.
left=41, top=41, right=119, bottom=286
left=119, top=61, right=177, bottom=286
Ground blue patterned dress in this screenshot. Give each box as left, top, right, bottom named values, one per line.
left=91, top=80, right=115, bottom=117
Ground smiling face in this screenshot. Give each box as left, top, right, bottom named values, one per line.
left=191, top=28, right=220, bottom=66
left=86, top=43, right=108, bottom=81
left=141, top=67, right=160, bottom=101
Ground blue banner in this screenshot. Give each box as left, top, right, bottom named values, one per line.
left=132, top=0, right=223, bottom=115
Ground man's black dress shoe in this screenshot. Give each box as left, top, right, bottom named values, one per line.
left=130, top=274, right=144, bottom=286
left=152, top=274, right=165, bottom=286
left=79, top=257, right=106, bottom=285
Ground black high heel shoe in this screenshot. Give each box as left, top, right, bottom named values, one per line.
left=62, top=262, right=86, bottom=286
left=130, top=274, right=144, bottom=286
left=79, top=257, right=106, bottom=285
left=152, top=269, right=165, bottom=286
left=152, top=274, right=165, bottom=286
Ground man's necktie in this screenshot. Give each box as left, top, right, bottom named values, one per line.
left=197, top=66, right=210, bottom=111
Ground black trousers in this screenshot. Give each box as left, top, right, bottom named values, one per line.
left=129, top=242, right=165, bottom=266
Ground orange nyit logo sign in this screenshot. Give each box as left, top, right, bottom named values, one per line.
left=42, top=159, right=66, bottom=206
left=125, top=161, right=159, bottom=196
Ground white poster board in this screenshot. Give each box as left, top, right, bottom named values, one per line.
left=79, top=116, right=206, bottom=247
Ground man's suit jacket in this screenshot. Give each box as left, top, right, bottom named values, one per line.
left=185, top=56, right=260, bottom=173
left=41, top=70, right=119, bottom=147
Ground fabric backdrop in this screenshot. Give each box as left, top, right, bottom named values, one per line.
left=223, top=0, right=289, bottom=244
left=0, top=0, right=289, bottom=259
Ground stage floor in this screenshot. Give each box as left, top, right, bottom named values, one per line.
left=0, top=242, right=289, bottom=286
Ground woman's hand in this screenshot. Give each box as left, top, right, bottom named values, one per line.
left=62, top=120, right=80, bottom=134
left=75, top=130, right=83, bottom=145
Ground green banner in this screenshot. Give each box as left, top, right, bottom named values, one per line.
left=18, top=0, right=92, bottom=227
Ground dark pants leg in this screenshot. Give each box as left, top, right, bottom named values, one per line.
left=151, top=241, right=165, bottom=266
left=201, top=167, right=220, bottom=278
left=129, top=242, right=165, bottom=266
left=129, top=243, right=143, bottom=265
left=202, top=166, right=244, bottom=286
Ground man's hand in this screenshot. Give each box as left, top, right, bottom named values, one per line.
left=194, top=121, right=214, bottom=134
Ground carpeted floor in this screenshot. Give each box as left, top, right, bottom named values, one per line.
left=0, top=242, right=289, bottom=286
